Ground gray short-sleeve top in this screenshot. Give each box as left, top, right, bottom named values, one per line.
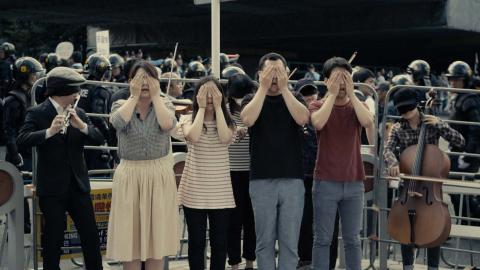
left=110, top=98, right=176, bottom=160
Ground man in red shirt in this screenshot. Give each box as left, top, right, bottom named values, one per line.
left=309, top=57, right=374, bottom=270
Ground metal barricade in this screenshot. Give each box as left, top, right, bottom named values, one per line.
left=376, top=85, right=480, bottom=269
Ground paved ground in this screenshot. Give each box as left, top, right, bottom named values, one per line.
left=1, top=213, right=479, bottom=270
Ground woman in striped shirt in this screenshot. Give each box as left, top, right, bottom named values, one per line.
left=176, top=76, right=236, bottom=270
left=226, top=73, right=257, bottom=270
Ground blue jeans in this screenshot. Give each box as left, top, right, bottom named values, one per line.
left=249, top=179, right=305, bottom=270
left=312, top=180, right=364, bottom=270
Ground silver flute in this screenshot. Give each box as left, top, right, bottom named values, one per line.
left=60, top=96, right=81, bottom=134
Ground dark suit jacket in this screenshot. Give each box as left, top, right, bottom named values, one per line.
left=17, top=99, right=104, bottom=196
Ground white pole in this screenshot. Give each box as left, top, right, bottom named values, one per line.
left=211, top=0, right=220, bottom=78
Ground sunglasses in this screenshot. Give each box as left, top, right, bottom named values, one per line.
left=397, top=104, right=417, bottom=114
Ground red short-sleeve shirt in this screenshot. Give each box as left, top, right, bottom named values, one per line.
left=309, top=99, right=365, bottom=182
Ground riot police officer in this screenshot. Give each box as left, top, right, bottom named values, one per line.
left=0, top=42, right=16, bottom=98
left=108, top=53, right=126, bottom=83
left=45, top=53, right=61, bottom=73
left=81, top=53, right=114, bottom=171
left=392, top=74, right=414, bottom=87
left=35, top=53, right=62, bottom=104
left=446, top=61, right=480, bottom=224
left=4, top=57, right=43, bottom=169
left=183, top=60, right=208, bottom=100
left=447, top=61, right=480, bottom=173
left=221, top=65, right=245, bottom=79
left=160, top=58, right=178, bottom=74
left=407, top=59, right=431, bottom=102
left=70, top=51, right=84, bottom=72
left=3, top=57, right=43, bottom=233
left=0, top=42, right=15, bottom=63
left=38, top=53, right=48, bottom=70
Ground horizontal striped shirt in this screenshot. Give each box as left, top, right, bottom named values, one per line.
left=176, top=114, right=235, bottom=209
left=229, top=111, right=250, bottom=171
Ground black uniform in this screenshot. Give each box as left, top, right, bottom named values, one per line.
left=3, top=87, right=33, bottom=169
left=109, top=87, right=129, bottom=106
left=111, top=74, right=126, bottom=83
left=35, top=80, right=48, bottom=105
left=450, top=93, right=480, bottom=173
left=78, top=83, right=113, bottom=170
left=0, top=59, right=12, bottom=98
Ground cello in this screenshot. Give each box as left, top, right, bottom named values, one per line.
left=387, top=91, right=451, bottom=248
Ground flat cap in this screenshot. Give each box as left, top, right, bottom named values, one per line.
left=45, top=67, right=86, bottom=96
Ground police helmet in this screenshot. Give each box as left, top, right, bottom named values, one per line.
left=391, top=74, right=414, bottom=86
left=446, top=61, right=472, bottom=80
left=108, top=54, right=125, bottom=70
left=406, top=59, right=430, bottom=85
left=161, top=58, right=177, bottom=73
left=85, top=53, right=112, bottom=81
left=186, top=61, right=207, bottom=78
left=0, top=42, right=15, bottom=56
left=12, top=57, right=43, bottom=83
left=45, top=53, right=61, bottom=73
left=221, top=66, right=245, bottom=79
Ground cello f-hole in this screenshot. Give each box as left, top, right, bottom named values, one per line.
left=423, top=186, right=433, bottom=205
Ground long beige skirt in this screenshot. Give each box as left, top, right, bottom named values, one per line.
left=106, top=154, right=179, bottom=261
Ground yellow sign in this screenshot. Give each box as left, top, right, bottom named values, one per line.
left=35, top=188, right=112, bottom=260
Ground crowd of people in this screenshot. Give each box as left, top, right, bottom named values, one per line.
left=1, top=39, right=480, bottom=270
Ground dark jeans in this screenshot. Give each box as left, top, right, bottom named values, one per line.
left=184, top=206, right=230, bottom=270
left=330, top=212, right=340, bottom=270
left=299, top=177, right=339, bottom=269
left=227, top=171, right=256, bottom=265
left=298, top=176, right=314, bottom=262
left=401, top=245, right=440, bottom=269
left=39, top=181, right=102, bottom=270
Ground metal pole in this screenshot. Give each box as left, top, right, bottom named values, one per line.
left=30, top=77, right=42, bottom=270
left=211, top=0, right=221, bottom=78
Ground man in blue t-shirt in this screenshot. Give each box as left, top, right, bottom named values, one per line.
left=241, top=52, right=310, bottom=270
